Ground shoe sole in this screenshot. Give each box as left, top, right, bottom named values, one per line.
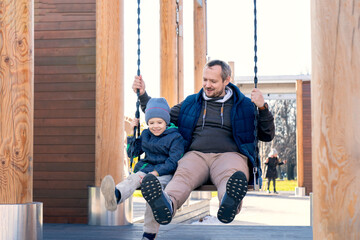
left=217, top=171, right=248, bottom=223
left=141, top=174, right=172, bottom=225
left=100, top=175, right=117, bottom=212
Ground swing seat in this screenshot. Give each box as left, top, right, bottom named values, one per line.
left=194, top=179, right=255, bottom=191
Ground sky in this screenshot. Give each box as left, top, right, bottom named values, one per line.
left=123, top=0, right=311, bottom=118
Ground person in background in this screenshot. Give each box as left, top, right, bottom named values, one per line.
left=264, top=148, right=287, bottom=194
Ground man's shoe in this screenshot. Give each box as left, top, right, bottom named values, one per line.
left=141, top=174, right=173, bottom=225
left=267, top=190, right=271, bottom=194
left=217, top=171, right=248, bottom=224
left=274, top=191, right=279, bottom=194
left=100, top=175, right=117, bottom=212
left=142, top=232, right=157, bottom=240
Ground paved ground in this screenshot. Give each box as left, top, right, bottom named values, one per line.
left=44, top=190, right=313, bottom=240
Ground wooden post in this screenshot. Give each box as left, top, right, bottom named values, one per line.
left=0, top=0, right=34, bottom=204
left=228, top=61, right=235, bottom=83
left=311, top=0, right=360, bottom=238
left=296, top=80, right=304, bottom=188
left=95, top=0, right=124, bottom=186
left=177, top=0, right=184, bottom=102
left=160, top=0, right=178, bottom=107
left=193, top=0, right=207, bottom=93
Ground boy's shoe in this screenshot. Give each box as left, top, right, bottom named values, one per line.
left=100, top=175, right=117, bottom=212
left=141, top=174, right=173, bottom=225
left=142, top=232, right=157, bottom=240
left=217, top=171, right=248, bottom=224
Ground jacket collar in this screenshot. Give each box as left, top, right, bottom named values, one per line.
left=195, top=82, right=245, bottom=104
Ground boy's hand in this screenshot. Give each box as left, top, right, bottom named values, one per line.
left=130, top=118, right=140, bottom=132
left=132, top=75, right=146, bottom=96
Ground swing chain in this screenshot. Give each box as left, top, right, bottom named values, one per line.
left=130, top=0, right=141, bottom=174
left=253, top=0, right=260, bottom=190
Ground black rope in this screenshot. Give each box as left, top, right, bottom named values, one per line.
left=130, top=0, right=141, bottom=173
left=135, top=0, right=141, bottom=139
left=253, top=0, right=259, bottom=189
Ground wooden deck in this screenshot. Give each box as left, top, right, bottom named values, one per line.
left=44, top=223, right=312, bottom=240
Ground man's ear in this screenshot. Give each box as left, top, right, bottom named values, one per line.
left=225, top=76, right=231, bottom=85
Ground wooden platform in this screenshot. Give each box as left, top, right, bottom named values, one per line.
left=43, top=223, right=313, bottom=240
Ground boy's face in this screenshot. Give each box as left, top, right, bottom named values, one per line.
left=148, top=117, right=167, bottom=136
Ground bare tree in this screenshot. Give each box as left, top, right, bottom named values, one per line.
left=259, top=99, right=297, bottom=180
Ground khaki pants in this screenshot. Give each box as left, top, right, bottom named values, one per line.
left=165, top=151, right=249, bottom=215
left=115, top=171, right=172, bottom=234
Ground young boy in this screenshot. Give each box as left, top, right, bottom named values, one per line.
left=101, top=97, right=186, bottom=240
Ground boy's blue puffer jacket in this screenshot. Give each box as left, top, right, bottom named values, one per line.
left=127, top=123, right=186, bottom=176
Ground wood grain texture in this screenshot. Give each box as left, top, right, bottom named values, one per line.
left=95, top=0, right=124, bottom=186
left=311, top=0, right=360, bottom=238
left=193, top=0, right=207, bottom=93
left=33, top=0, right=96, bottom=223
left=296, top=80, right=304, bottom=187
left=160, top=0, right=178, bottom=107
left=0, top=0, right=34, bottom=204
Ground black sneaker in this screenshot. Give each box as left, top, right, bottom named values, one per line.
left=217, top=171, right=248, bottom=223
left=141, top=174, right=173, bottom=225
left=142, top=232, right=156, bottom=240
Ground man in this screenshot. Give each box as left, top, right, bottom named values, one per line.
left=133, top=60, right=275, bottom=226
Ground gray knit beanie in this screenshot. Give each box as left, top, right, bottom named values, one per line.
left=145, top=98, right=170, bottom=125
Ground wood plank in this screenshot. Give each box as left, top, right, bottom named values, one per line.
left=44, top=207, right=88, bottom=217
left=35, top=20, right=95, bottom=31
left=34, top=91, right=95, bottom=101
left=34, top=127, right=95, bottom=136
left=34, top=180, right=93, bottom=189
left=35, top=14, right=95, bottom=23
left=34, top=118, right=94, bottom=127
left=160, top=0, right=178, bottom=107
left=34, top=172, right=94, bottom=181
left=34, top=162, right=94, bottom=172
left=95, top=0, right=125, bottom=186
left=34, top=154, right=94, bottom=163
left=33, top=198, right=88, bottom=208
left=35, top=39, right=95, bottom=48
left=312, top=0, right=360, bottom=238
left=35, top=136, right=94, bottom=145
left=35, top=56, right=95, bottom=66
left=34, top=145, right=95, bottom=154
left=35, top=47, right=95, bottom=57
left=34, top=189, right=88, bottom=199
left=35, top=0, right=94, bottom=4
left=193, top=0, right=207, bottom=92
left=35, top=65, right=95, bottom=74
left=35, top=83, right=95, bottom=92
left=35, top=74, right=95, bottom=83
left=35, top=30, right=95, bottom=40
left=35, top=3, right=95, bottom=13
left=34, top=109, right=95, bottom=119
left=0, top=0, right=33, bottom=204
left=42, top=216, right=87, bottom=224
left=35, top=100, right=95, bottom=110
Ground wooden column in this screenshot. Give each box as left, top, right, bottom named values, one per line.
left=311, top=0, right=360, bottom=238
left=95, top=0, right=124, bottom=186
left=177, top=0, right=184, bottom=102
left=0, top=0, right=34, bottom=204
left=228, top=61, right=235, bottom=83
left=193, top=0, right=207, bottom=93
left=296, top=80, right=304, bottom=187
left=160, top=0, right=178, bottom=107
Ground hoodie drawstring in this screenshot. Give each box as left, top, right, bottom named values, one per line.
left=202, top=101, right=207, bottom=130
